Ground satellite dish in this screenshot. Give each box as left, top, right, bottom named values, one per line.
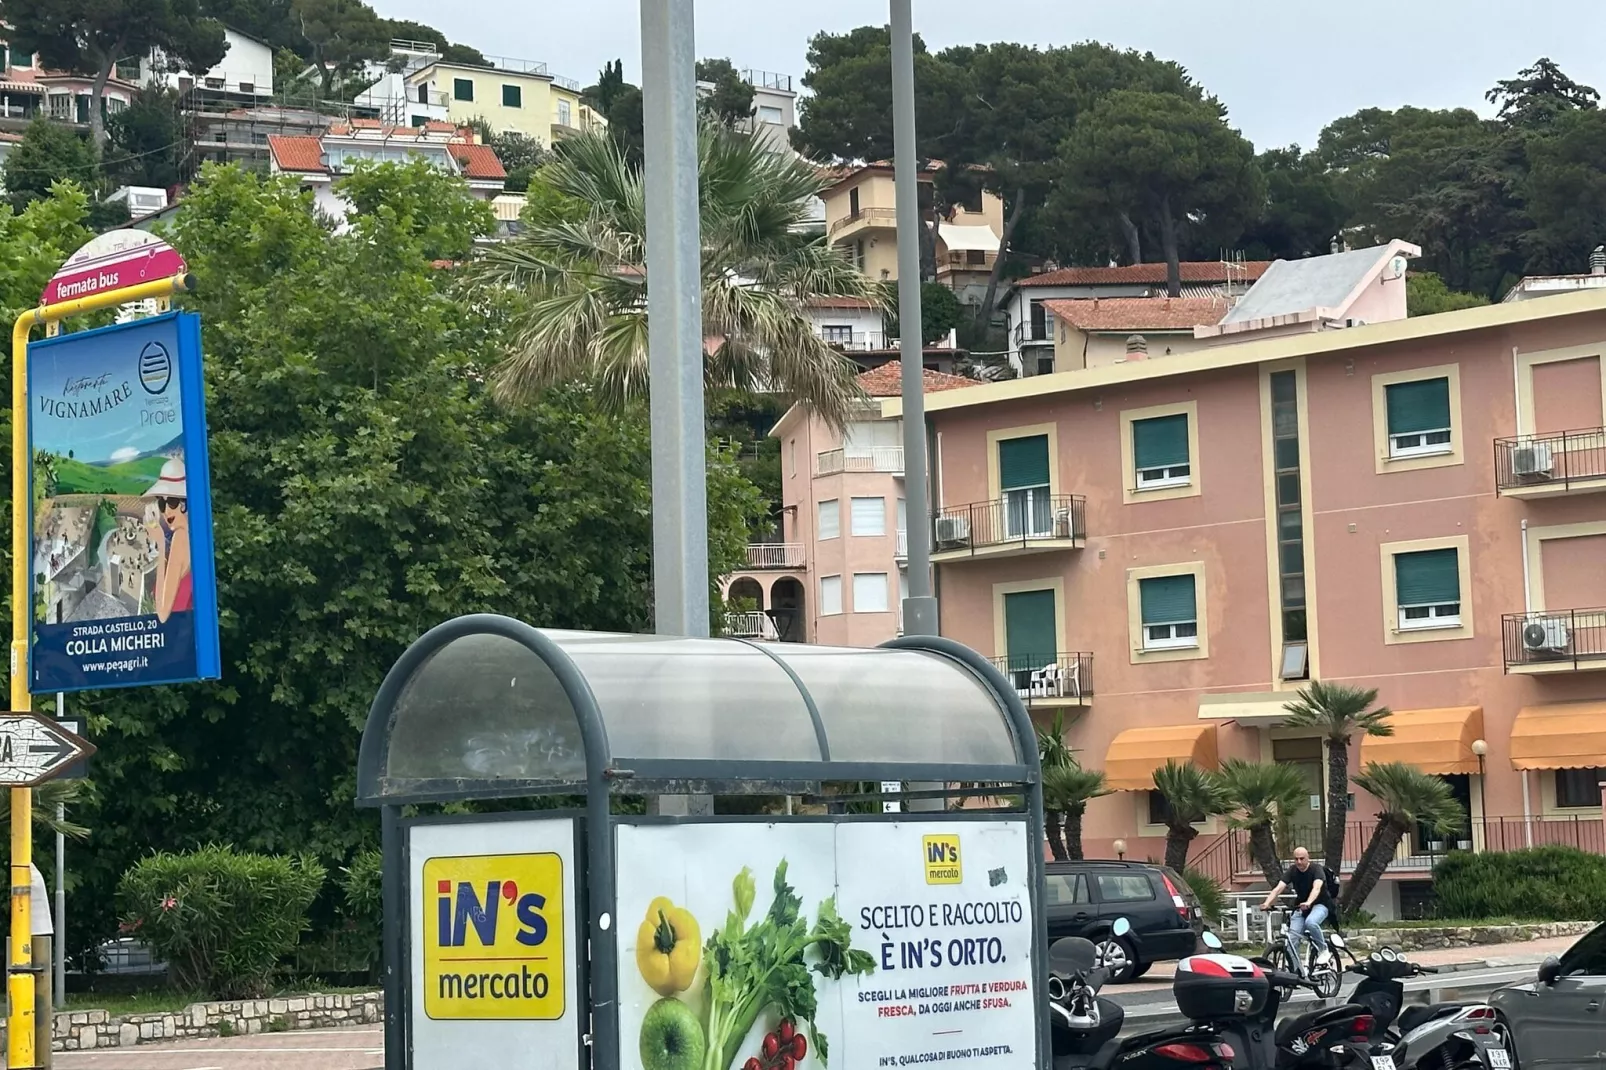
left=1386, top=255, right=1408, bottom=280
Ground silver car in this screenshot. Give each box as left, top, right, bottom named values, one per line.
left=1490, top=920, right=1606, bottom=1069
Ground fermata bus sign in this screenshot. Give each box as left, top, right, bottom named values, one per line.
left=26, top=311, right=221, bottom=693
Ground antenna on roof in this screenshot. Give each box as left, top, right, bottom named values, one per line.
left=1220, top=249, right=1247, bottom=304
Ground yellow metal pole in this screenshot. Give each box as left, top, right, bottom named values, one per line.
left=9, top=272, right=194, bottom=1070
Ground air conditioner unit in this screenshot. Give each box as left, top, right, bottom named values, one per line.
left=934, top=515, right=971, bottom=548
left=1522, top=617, right=1571, bottom=653
left=1511, top=442, right=1554, bottom=477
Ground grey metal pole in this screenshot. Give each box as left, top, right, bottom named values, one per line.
left=641, top=0, right=712, bottom=818
left=892, top=0, right=942, bottom=815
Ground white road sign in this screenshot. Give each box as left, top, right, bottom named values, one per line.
left=0, top=714, right=95, bottom=786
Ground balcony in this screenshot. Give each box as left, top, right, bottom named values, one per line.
left=990, top=653, right=1093, bottom=708
left=1494, top=427, right=1606, bottom=497
left=724, top=610, right=779, bottom=640
left=816, top=446, right=904, bottom=476
left=819, top=329, right=894, bottom=352
left=895, top=529, right=908, bottom=561
left=827, top=206, right=898, bottom=239
left=744, top=543, right=805, bottom=570
left=931, top=495, right=1086, bottom=562
left=1502, top=607, right=1606, bottom=674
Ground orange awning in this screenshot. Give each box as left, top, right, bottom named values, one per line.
left=1511, top=701, right=1606, bottom=770
left=1359, top=706, right=1484, bottom=775
left=1103, top=724, right=1219, bottom=791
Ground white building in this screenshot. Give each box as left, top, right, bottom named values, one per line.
left=145, top=28, right=274, bottom=98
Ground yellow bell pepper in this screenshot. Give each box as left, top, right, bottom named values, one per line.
left=636, top=896, right=701, bottom=996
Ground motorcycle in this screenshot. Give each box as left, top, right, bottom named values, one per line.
left=1321, top=947, right=1511, bottom=1070
left=1048, top=918, right=1237, bottom=1070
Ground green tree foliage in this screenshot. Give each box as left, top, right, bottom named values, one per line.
left=336, top=157, right=495, bottom=261
left=288, top=0, right=387, bottom=99
left=0, top=0, right=226, bottom=148
left=1343, top=763, right=1463, bottom=915
left=1434, top=845, right=1606, bottom=921
left=1236, top=146, right=1346, bottom=260
left=2, top=118, right=100, bottom=212
left=695, top=58, right=755, bottom=128
left=1042, top=764, right=1108, bottom=862
left=1487, top=57, right=1600, bottom=130
left=489, top=131, right=550, bottom=194
left=199, top=0, right=299, bottom=53
left=46, top=164, right=762, bottom=959
left=1054, top=90, right=1263, bottom=296
left=1218, top=758, right=1308, bottom=885
left=1151, top=760, right=1229, bottom=873
left=0, top=182, right=93, bottom=324
left=1522, top=108, right=1606, bottom=272
left=1281, top=681, right=1393, bottom=884
left=584, top=59, right=644, bottom=165
left=1406, top=272, right=1490, bottom=316
left=882, top=280, right=960, bottom=345
left=105, top=87, right=186, bottom=188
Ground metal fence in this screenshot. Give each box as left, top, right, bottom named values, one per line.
left=931, top=495, right=1086, bottom=556
left=815, top=446, right=904, bottom=474
left=988, top=652, right=1093, bottom=702
left=744, top=543, right=805, bottom=569
left=1502, top=607, right=1606, bottom=671
left=1494, top=427, right=1606, bottom=492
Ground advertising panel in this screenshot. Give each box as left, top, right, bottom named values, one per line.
left=27, top=312, right=220, bottom=693
left=410, top=817, right=581, bottom=1070
left=616, top=819, right=1035, bottom=1070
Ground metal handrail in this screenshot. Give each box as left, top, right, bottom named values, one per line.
left=1494, top=426, right=1606, bottom=492
left=987, top=653, right=1092, bottom=702
left=827, top=206, right=898, bottom=237
left=931, top=495, right=1086, bottom=556
left=1501, top=607, right=1606, bottom=671
left=815, top=446, right=904, bottom=475
left=744, top=543, right=805, bottom=569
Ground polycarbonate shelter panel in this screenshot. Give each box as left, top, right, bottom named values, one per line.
left=545, top=630, right=822, bottom=761
left=765, top=644, right=1019, bottom=766
left=385, top=632, right=586, bottom=785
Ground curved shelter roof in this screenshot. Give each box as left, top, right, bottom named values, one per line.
left=356, top=614, right=1037, bottom=805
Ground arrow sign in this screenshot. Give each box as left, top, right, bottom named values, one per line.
left=0, top=714, right=96, bottom=786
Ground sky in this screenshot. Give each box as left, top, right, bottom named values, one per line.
left=375, top=0, right=1606, bottom=150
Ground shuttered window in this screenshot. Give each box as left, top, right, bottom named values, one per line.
left=850, top=497, right=885, bottom=537
left=1003, top=590, right=1057, bottom=673
left=1395, top=547, right=1461, bottom=628
left=1139, top=574, right=1199, bottom=649
left=852, top=573, right=889, bottom=613
left=998, top=435, right=1050, bottom=490
left=820, top=575, right=842, bottom=616
left=1385, top=378, right=1453, bottom=456
left=1133, top=414, right=1191, bottom=487
left=818, top=499, right=840, bottom=540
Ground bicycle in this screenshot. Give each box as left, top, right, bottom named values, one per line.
left=1262, top=898, right=1342, bottom=1000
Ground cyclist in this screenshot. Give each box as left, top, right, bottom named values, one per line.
left=1260, top=846, right=1334, bottom=973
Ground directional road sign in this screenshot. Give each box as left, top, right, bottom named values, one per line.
left=0, top=714, right=96, bottom=786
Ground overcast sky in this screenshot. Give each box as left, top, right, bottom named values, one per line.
left=375, top=0, right=1606, bottom=149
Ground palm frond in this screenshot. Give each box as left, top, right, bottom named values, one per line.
left=1152, top=760, right=1230, bottom=827
left=1281, top=680, right=1394, bottom=739
left=1352, top=761, right=1466, bottom=834
left=0, top=780, right=91, bottom=840
left=1042, top=765, right=1110, bottom=812
left=1218, top=757, right=1308, bottom=829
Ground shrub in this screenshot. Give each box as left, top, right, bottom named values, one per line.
left=119, top=846, right=325, bottom=998
left=1181, top=867, right=1227, bottom=927
left=1433, top=845, right=1606, bottom=921
left=339, top=849, right=384, bottom=980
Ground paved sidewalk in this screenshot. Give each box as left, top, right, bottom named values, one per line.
left=1120, top=934, right=1575, bottom=995
left=47, top=1027, right=382, bottom=1070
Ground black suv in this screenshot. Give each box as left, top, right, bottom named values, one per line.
left=1042, top=860, right=1205, bottom=982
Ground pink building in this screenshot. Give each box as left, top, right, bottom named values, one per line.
left=887, top=288, right=1606, bottom=917
left=720, top=364, right=976, bottom=646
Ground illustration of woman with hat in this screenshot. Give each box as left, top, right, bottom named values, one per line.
left=143, top=458, right=192, bottom=623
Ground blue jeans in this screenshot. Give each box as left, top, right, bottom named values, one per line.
left=1289, top=903, right=1329, bottom=962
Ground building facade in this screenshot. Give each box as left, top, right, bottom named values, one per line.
left=403, top=57, right=598, bottom=145
left=886, top=290, right=1606, bottom=917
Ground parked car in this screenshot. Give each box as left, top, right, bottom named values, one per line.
left=1041, top=859, right=1205, bottom=982
left=1490, top=918, right=1605, bottom=1069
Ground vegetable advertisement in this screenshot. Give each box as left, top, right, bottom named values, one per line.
left=617, top=820, right=1036, bottom=1070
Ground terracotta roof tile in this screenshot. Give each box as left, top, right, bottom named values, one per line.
left=855, top=364, right=977, bottom=397
left=267, top=135, right=327, bottom=174
left=449, top=142, right=506, bottom=180
left=1042, top=296, right=1230, bottom=332
left=1017, top=261, right=1273, bottom=288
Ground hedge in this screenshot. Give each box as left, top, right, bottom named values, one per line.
left=1432, top=845, right=1606, bottom=921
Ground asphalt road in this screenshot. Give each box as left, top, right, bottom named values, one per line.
left=1106, top=963, right=1535, bottom=1037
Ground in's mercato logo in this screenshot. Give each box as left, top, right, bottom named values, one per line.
left=422, top=852, right=565, bottom=1021
left=923, top=833, right=962, bottom=884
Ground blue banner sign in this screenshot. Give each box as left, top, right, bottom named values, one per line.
left=27, top=312, right=220, bottom=693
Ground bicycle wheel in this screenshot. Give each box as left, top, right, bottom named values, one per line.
left=1263, top=944, right=1298, bottom=998
left=1310, top=958, right=1341, bottom=999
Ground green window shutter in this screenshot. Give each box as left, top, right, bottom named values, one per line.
left=1133, top=414, right=1189, bottom=469
left=453, top=78, right=474, bottom=101
left=502, top=84, right=521, bottom=107
left=999, top=435, right=1050, bottom=490
left=1395, top=548, right=1459, bottom=605
left=1004, top=590, right=1057, bottom=670
left=1385, top=378, right=1451, bottom=434
left=1140, top=574, right=1197, bottom=625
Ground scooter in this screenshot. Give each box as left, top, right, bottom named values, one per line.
left=1048, top=918, right=1236, bottom=1070
left=1329, top=947, right=1511, bottom=1070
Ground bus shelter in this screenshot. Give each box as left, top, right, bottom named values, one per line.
left=357, top=614, right=1048, bottom=1070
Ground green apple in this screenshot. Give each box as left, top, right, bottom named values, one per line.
left=640, top=997, right=706, bottom=1070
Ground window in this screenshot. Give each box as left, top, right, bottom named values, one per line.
left=1035, top=356, right=1054, bottom=377
left=759, top=104, right=783, bottom=123
left=1029, top=300, right=1047, bottom=341
left=453, top=78, right=474, bottom=102
left=788, top=439, right=796, bottom=477
left=1557, top=920, right=1606, bottom=976
left=821, top=324, right=853, bottom=345
left=896, top=498, right=907, bottom=536
left=116, top=59, right=142, bottom=81
left=1002, top=589, right=1056, bottom=681
left=852, top=573, right=889, bottom=613
left=1270, top=370, right=1308, bottom=652
left=502, top=84, right=522, bottom=108
left=853, top=239, right=865, bottom=271
left=411, top=114, right=428, bottom=128
left=850, top=497, right=885, bottom=537
left=557, top=99, right=572, bottom=126
left=998, top=434, right=1052, bottom=538
left=1044, top=872, right=1090, bottom=906
left=418, top=85, right=431, bottom=104
left=1394, top=548, right=1461, bottom=630
left=1556, top=768, right=1604, bottom=809
left=848, top=186, right=860, bottom=217
left=1139, top=574, right=1198, bottom=650
left=820, top=575, right=843, bottom=616
left=204, top=76, right=224, bottom=90
left=1280, top=642, right=1310, bottom=680
left=1147, top=792, right=1172, bottom=827
left=75, top=94, right=90, bottom=124
left=1386, top=377, right=1453, bottom=457
left=1094, top=873, right=1154, bottom=903
left=238, top=81, right=254, bottom=94
left=817, top=499, right=840, bottom=540
left=966, top=248, right=987, bottom=266
left=1132, top=413, right=1191, bottom=488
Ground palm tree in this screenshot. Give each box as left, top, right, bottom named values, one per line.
left=472, top=125, right=874, bottom=425
left=1218, top=758, right=1309, bottom=885
left=1043, top=764, right=1109, bottom=861
left=0, top=780, right=90, bottom=840
left=1281, top=681, right=1394, bottom=883
left=1152, top=760, right=1229, bottom=873
left=1036, top=712, right=1075, bottom=857
left=1341, top=763, right=1464, bottom=916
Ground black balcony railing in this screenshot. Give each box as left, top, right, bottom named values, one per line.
left=989, top=653, right=1093, bottom=703
left=931, top=495, right=1086, bottom=556
left=1502, top=607, right=1606, bottom=671
left=1494, top=427, right=1606, bottom=492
